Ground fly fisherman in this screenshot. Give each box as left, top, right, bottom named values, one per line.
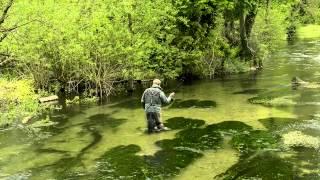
left=141, top=79, right=175, bottom=133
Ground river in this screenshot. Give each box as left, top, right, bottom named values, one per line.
left=0, top=39, right=320, bottom=179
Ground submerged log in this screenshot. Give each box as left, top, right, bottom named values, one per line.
left=22, top=116, right=32, bottom=124
left=291, top=77, right=320, bottom=89
left=39, top=95, right=59, bottom=103
left=291, top=76, right=308, bottom=85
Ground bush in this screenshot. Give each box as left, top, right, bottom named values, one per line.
left=0, top=78, right=40, bottom=126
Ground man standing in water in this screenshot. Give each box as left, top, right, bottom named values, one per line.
left=141, top=79, right=175, bottom=133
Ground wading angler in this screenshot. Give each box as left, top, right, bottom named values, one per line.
left=141, top=79, right=175, bottom=133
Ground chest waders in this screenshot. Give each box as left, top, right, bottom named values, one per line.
left=145, top=89, right=161, bottom=133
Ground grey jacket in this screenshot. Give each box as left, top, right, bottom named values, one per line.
left=141, top=84, right=172, bottom=113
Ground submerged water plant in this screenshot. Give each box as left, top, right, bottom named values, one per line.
left=248, top=94, right=299, bottom=106
left=282, top=131, right=320, bottom=149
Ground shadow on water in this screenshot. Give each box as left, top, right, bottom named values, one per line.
left=109, top=98, right=141, bottom=109
left=59, top=113, right=127, bottom=156
left=12, top=116, right=319, bottom=179
left=169, top=99, right=217, bottom=108
left=95, top=145, right=202, bottom=179
left=258, top=117, right=299, bottom=132
left=216, top=120, right=296, bottom=179
left=287, top=147, right=320, bottom=179
left=92, top=120, right=290, bottom=179
left=76, top=113, right=128, bottom=156
left=233, top=88, right=265, bottom=95
left=51, top=112, right=127, bottom=134
left=156, top=128, right=222, bottom=151
left=218, top=116, right=320, bottom=180
left=24, top=114, right=129, bottom=179
left=163, top=117, right=205, bottom=130
left=94, top=119, right=228, bottom=179
left=89, top=119, right=303, bottom=179
left=259, top=116, right=320, bottom=137
left=88, top=113, right=127, bottom=130
left=219, top=146, right=319, bottom=179
left=217, top=151, right=296, bottom=180
left=207, top=120, right=253, bottom=133
left=247, top=91, right=302, bottom=114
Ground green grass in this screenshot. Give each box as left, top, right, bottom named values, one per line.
left=297, top=24, right=320, bottom=39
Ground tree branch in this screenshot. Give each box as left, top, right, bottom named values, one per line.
left=0, top=0, right=14, bottom=26
left=0, top=52, right=15, bottom=66
left=0, top=20, right=40, bottom=42
left=0, top=20, right=37, bottom=33
left=0, top=58, right=11, bottom=66
left=0, top=33, right=8, bottom=42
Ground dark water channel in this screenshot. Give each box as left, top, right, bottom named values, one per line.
left=1, top=39, right=320, bottom=179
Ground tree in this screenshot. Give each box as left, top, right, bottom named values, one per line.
left=0, top=0, right=36, bottom=68
left=0, top=0, right=14, bottom=67
left=0, top=0, right=306, bottom=97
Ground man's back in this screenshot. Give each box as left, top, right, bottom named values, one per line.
left=141, top=85, right=169, bottom=113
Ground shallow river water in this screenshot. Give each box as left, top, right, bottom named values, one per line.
left=1, top=39, right=320, bottom=179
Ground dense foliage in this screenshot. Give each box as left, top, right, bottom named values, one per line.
left=0, top=78, right=39, bottom=126
left=0, top=0, right=319, bottom=97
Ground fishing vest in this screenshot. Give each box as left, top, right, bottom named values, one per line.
left=143, top=86, right=163, bottom=112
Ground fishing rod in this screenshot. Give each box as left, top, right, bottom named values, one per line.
left=171, top=77, right=186, bottom=93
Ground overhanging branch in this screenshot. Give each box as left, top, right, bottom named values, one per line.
left=0, top=33, right=8, bottom=42
left=0, top=20, right=38, bottom=33
left=0, top=0, right=14, bottom=26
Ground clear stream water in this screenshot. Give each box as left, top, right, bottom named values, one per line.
left=1, top=39, right=320, bottom=179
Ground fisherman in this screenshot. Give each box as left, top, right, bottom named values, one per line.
left=141, top=79, right=175, bottom=133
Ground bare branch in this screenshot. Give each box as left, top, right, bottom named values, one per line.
left=0, top=52, right=10, bottom=57
left=0, top=52, right=16, bottom=66
left=0, top=33, right=8, bottom=42
left=0, top=19, right=40, bottom=33
left=0, top=0, right=14, bottom=26
left=0, top=19, right=41, bottom=42
left=0, top=58, right=11, bottom=66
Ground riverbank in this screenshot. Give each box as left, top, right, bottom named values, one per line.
left=1, top=22, right=318, bottom=127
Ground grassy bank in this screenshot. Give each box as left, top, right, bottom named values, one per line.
left=297, top=24, right=320, bottom=39
left=0, top=79, right=40, bottom=127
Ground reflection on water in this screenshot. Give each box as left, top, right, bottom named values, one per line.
left=0, top=40, right=320, bottom=179
left=169, top=99, right=217, bottom=108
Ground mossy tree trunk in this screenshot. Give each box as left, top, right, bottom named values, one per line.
left=239, top=7, right=256, bottom=62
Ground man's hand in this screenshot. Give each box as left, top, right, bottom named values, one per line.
left=169, top=92, right=175, bottom=97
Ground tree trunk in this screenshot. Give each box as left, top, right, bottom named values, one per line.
left=127, top=12, right=135, bottom=95
left=245, top=9, right=257, bottom=38
left=127, top=13, right=133, bottom=34
left=239, top=8, right=256, bottom=60
left=239, top=9, right=250, bottom=59
left=265, top=0, right=270, bottom=22
left=223, top=10, right=237, bottom=46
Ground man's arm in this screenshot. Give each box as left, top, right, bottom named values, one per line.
left=160, top=91, right=175, bottom=104
left=141, top=90, right=146, bottom=109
